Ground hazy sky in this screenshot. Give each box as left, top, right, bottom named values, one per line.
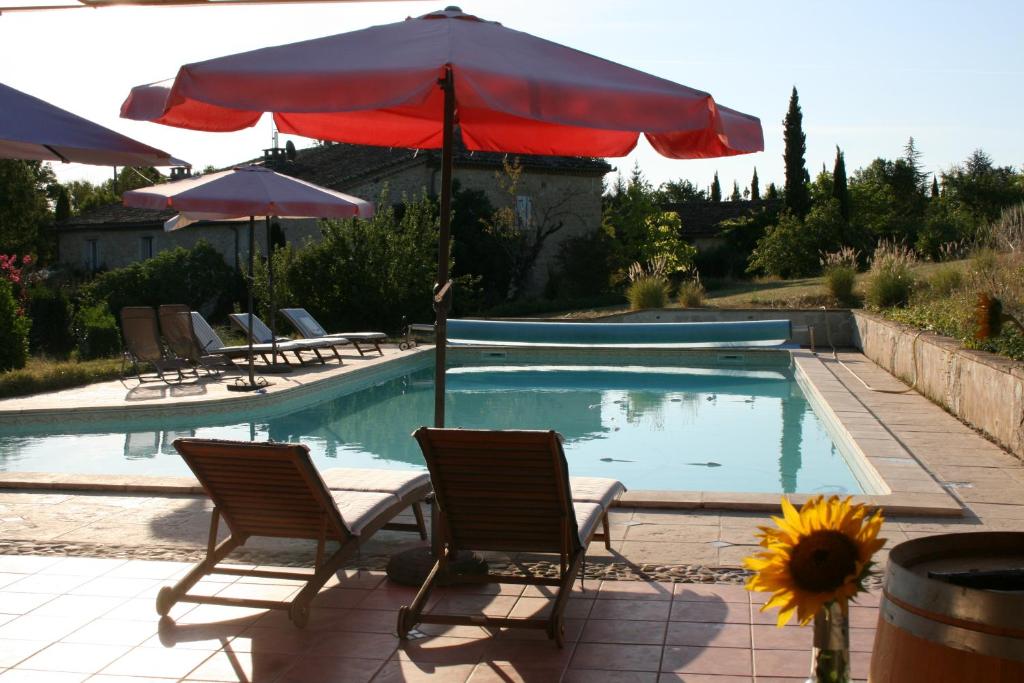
left=2, top=0, right=1022, bottom=193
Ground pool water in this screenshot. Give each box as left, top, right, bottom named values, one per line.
left=0, top=360, right=864, bottom=494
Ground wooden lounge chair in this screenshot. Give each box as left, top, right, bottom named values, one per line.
left=229, top=312, right=346, bottom=365
left=157, top=304, right=232, bottom=376
left=280, top=307, right=387, bottom=356
left=189, top=312, right=321, bottom=367
left=120, top=306, right=194, bottom=384
left=158, top=438, right=431, bottom=627
left=398, top=428, right=625, bottom=647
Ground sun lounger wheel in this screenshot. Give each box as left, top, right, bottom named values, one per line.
left=155, top=587, right=176, bottom=616
left=396, top=605, right=413, bottom=638
left=289, top=601, right=310, bottom=628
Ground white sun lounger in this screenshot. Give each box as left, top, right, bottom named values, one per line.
left=279, top=307, right=386, bottom=356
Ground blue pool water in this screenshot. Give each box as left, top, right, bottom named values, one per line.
left=0, top=361, right=864, bottom=494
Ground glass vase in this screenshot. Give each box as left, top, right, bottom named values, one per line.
left=807, top=601, right=850, bottom=683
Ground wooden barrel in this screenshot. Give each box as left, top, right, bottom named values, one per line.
left=870, top=532, right=1024, bottom=682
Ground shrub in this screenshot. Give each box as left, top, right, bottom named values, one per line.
left=926, top=265, right=964, bottom=298
left=0, top=278, right=29, bottom=371
left=676, top=266, right=705, bottom=308
left=747, top=211, right=821, bottom=278
left=73, top=302, right=121, bottom=360
left=552, top=228, right=615, bottom=299
left=626, top=276, right=670, bottom=310
left=26, top=283, right=74, bottom=357
left=821, top=247, right=860, bottom=306
left=82, top=241, right=239, bottom=321
left=866, top=241, right=917, bottom=308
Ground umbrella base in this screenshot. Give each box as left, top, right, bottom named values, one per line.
left=226, top=377, right=270, bottom=392
left=385, top=547, right=488, bottom=587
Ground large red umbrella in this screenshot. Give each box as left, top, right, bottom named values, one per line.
left=121, top=6, right=764, bottom=425
left=124, top=165, right=373, bottom=389
left=1, top=81, right=181, bottom=167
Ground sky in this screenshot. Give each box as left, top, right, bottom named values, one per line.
left=2, top=0, right=1022, bottom=194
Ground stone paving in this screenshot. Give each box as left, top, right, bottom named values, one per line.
left=0, top=554, right=880, bottom=682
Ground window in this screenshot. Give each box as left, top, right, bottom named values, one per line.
left=140, top=236, right=154, bottom=260
left=515, top=195, right=532, bottom=229
left=85, top=239, right=99, bottom=272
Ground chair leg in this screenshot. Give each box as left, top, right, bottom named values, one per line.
left=156, top=510, right=242, bottom=616
left=411, top=501, right=428, bottom=540
left=602, top=511, right=612, bottom=550
left=287, top=540, right=357, bottom=628
left=397, top=555, right=445, bottom=639
left=547, top=551, right=585, bottom=648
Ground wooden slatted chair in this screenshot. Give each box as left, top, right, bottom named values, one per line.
left=159, top=438, right=430, bottom=627
left=398, top=428, right=624, bottom=647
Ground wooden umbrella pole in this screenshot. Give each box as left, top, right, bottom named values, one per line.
left=433, top=66, right=455, bottom=428
left=266, top=216, right=279, bottom=366
left=247, top=217, right=256, bottom=387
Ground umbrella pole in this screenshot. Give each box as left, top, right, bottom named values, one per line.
left=433, top=67, right=455, bottom=428
left=267, top=216, right=278, bottom=366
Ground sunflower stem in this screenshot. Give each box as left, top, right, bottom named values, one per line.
left=807, top=601, right=850, bottom=683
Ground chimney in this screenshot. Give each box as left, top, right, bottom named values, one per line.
left=263, top=147, right=288, bottom=169
left=169, top=166, right=192, bottom=180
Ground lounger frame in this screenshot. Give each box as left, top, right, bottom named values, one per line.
left=398, top=428, right=613, bottom=647
left=159, top=438, right=428, bottom=627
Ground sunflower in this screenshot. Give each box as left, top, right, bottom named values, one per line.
left=744, top=495, right=885, bottom=627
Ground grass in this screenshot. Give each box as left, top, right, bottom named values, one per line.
left=0, top=356, right=124, bottom=400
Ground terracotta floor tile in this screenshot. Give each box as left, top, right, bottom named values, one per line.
left=0, top=640, right=49, bottom=669
left=480, top=638, right=576, bottom=669
left=0, top=574, right=24, bottom=590
left=563, top=670, right=658, bottom=683
left=67, top=578, right=158, bottom=599
left=99, top=646, right=213, bottom=679
left=0, top=671, right=89, bottom=682
left=213, top=582, right=298, bottom=603
left=183, top=648, right=296, bottom=682
left=753, top=648, right=813, bottom=678
left=370, top=658, right=474, bottom=683
left=673, top=584, right=750, bottom=604
left=103, top=561, right=191, bottom=581
left=570, top=643, right=663, bottom=672
left=657, top=674, right=753, bottom=682
left=315, top=587, right=372, bottom=608
left=85, top=676, right=178, bottom=683
left=17, top=643, right=129, bottom=674
left=308, top=631, right=399, bottom=659
left=467, top=662, right=567, bottom=683
left=29, top=595, right=123, bottom=619
left=101, top=597, right=192, bottom=622
left=664, top=621, right=750, bottom=649
left=229, top=626, right=325, bottom=654
left=661, top=645, right=753, bottom=676
left=0, top=615, right=92, bottom=642
left=490, top=619, right=584, bottom=644
left=61, top=619, right=154, bottom=647
left=3, top=575, right=89, bottom=596
left=397, top=636, right=488, bottom=666
left=507, top=597, right=593, bottom=620
left=37, top=558, right=125, bottom=578
left=589, top=600, right=670, bottom=622
left=580, top=619, right=666, bottom=645
left=0, top=593, right=57, bottom=616
left=669, top=601, right=749, bottom=624
left=430, top=594, right=519, bottom=618
left=749, top=624, right=809, bottom=651
left=597, top=581, right=673, bottom=601
left=0, top=557, right=61, bottom=575
left=275, top=654, right=382, bottom=683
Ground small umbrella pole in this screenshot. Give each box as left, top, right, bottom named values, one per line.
left=266, top=216, right=278, bottom=366
left=433, top=67, right=455, bottom=428
left=247, top=216, right=256, bottom=387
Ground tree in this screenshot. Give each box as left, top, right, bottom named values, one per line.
left=658, top=178, right=706, bottom=203
left=710, top=172, right=722, bottom=203
left=750, top=168, right=760, bottom=201
left=931, top=175, right=940, bottom=198
left=54, top=186, right=71, bottom=222
left=730, top=181, right=741, bottom=202
left=903, top=137, right=927, bottom=192
left=0, top=160, right=55, bottom=257
left=766, top=182, right=779, bottom=200
left=783, top=87, right=811, bottom=218
left=940, top=149, right=1024, bottom=226
left=832, top=146, right=850, bottom=220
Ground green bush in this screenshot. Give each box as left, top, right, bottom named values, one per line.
left=26, top=283, right=74, bottom=357
left=0, top=278, right=29, bottom=371
left=626, top=276, right=670, bottom=310
left=824, top=266, right=857, bottom=306
left=676, top=279, right=705, bottom=308
left=866, top=242, right=917, bottom=309
left=73, top=303, right=121, bottom=360
left=747, top=211, right=821, bottom=278
left=82, top=241, right=240, bottom=321
left=552, top=228, right=615, bottom=299
left=926, top=265, right=964, bottom=298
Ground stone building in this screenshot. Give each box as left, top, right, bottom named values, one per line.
left=55, top=143, right=611, bottom=295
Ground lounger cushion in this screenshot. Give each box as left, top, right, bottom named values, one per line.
left=569, top=477, right=626, bottom=509
left=322, top=468, right=431, bottom=500
left=329, top=490, right=400, bottom=536
left=573, top=502, right=604, bottom=546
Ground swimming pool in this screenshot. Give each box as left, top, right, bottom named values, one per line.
left=0, top=351, right=870, bottom=494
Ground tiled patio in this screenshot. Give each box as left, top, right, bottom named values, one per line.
left=0, top=554, right=878, bottom=682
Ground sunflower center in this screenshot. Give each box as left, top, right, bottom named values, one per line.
left=789, top=530, right=859, bottom=593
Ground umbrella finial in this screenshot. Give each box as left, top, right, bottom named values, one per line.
left=445, top=5, right=462, bottom=11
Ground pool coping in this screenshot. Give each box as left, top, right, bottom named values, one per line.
left=0, top=346, right=963, bottom=517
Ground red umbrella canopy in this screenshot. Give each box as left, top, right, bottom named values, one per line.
left=121, top=6, right=763, bottom=159
left=1, top=81, right=182, bottom=167
left=122, top=165, right=374, bottom=220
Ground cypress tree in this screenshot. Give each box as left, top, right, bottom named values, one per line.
left=832, top=146, right=850, bottom=220
left=931, top=175, right=940, bottom=198
left=751, top=168, right=760, bottom=201
left=710, top=172, right=722, bottom=203
left=783, top=87, right=810, bottom=217
left=730, top=180, right=741, bottom=202
left=766, top=182, right=779, bottom=200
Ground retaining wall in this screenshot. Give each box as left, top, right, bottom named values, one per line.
left=851, top=310, right=1024, bottom=461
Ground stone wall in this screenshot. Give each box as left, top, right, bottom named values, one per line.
left=606, top=308, right=855, bottom=348
left=58, top=218, right=319, bottom=271
left=851, top=310, right=1024, bottom=461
